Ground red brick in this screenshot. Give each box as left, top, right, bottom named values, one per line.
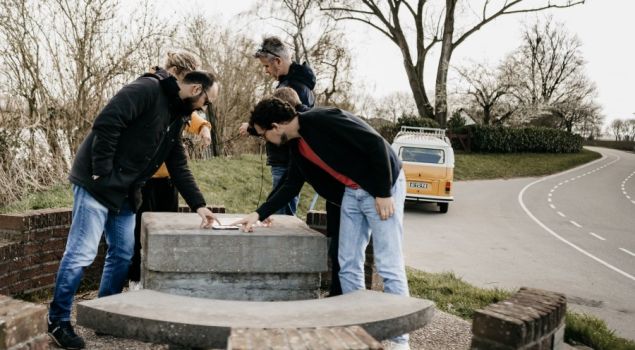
left=0, top=214, right=30, bottom=232
left=472, top=308, right=526, bottom=347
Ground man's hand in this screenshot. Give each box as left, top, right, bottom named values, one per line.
left=196, top=207, right=219, bottom=228
left=375, top=196, right=395, bottom=220
left=199, top=126, right=212, bottom=147
left=231, top=212, right=260, bottom=232
left=238, top=122, right=249, bottom=136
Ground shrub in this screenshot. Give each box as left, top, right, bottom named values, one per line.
left=464, top=125, right=582, bottom=153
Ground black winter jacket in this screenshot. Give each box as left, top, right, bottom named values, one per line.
left=257, top=107, right=402, bottom=220
left=266, top=62, right=316, bottom=166
left=69, top=74, right=206, bottom=212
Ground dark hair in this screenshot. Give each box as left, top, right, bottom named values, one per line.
left=248, top=97, right=297, bottom=135
left=182, top=70, right=217, bottom=91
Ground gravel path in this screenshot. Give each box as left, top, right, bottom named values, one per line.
left=45, top=290, right=472, bottom=350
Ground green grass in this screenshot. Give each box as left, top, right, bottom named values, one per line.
left=0, top=154, right=326, bottom=215
left=407, top=267, right=635, bottom=350
left=0, top=182, right=74, bottom=214
left=407, top=268, right=512, bottom=319
left=187, top=154, right=327, bottom=216
left=454, top=149, right=601, bottom=180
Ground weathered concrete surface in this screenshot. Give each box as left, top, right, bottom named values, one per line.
left=141, top=213, right=327, bottom=273
left=143, top=271, right=320, bottom=300
left=140, top=213, right=327, bottom=300
left=77, top=290, right=435, bottom=349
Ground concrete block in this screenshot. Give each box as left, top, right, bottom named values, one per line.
left=0, top=295, right=47, bottom=350
left=141, top=213, right=327, bottom=273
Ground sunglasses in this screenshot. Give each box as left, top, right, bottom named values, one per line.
left=255, top=47, right=280, bottom=58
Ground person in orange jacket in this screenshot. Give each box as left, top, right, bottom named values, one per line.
left=127, top=51, right=214, bottom=288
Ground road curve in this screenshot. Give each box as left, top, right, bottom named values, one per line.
left=403, top=146, right=635, bottom=339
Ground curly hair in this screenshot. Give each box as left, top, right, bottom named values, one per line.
left=249, top=97, right=297, bottom=132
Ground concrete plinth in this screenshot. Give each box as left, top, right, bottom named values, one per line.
left=141, top=213, right=327, bottom=300
left=77, top=289, right=435, bottom=349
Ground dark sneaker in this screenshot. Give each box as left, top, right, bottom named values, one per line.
left=48, top=318, right=86, bottom=349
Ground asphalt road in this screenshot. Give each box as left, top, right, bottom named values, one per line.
left=403, top=146, right=635, bottom=339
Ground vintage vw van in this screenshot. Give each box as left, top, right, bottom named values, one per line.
left=391, top=126, right=454, bottom=213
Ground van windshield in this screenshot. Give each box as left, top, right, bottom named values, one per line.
left=400, top=147, right=445, bottom=164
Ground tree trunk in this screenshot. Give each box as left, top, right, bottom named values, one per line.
left=435, top=0, right=457, bottom=128
left=483, top=105, right=491, bottom=125
left=403, top=62, right=434, bottom=120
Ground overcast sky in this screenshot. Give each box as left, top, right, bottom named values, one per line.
left=153, top=0, right=634, bottom=128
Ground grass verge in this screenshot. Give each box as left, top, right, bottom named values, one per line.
left=454, top=149, right=601, bottom=180
left=407, top=268, right=635, bottom=350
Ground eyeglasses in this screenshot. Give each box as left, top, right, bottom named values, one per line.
left=258, top=128, right=270, bottom=141
left=255, top=47, right=280, bottom=58
left=202, top=89, right=211, bottom=107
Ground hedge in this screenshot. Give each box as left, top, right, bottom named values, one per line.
left=462, top=125, right=583, bottom=153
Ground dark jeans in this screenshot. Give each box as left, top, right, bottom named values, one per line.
left=271, top=165, right=299, bottom=216
left=128, top=177, right=178, bottom=282
left=326, top=201, right=342, bottom=296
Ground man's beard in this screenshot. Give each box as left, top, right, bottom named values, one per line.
left=180, top=93, right=203, bottom=114
left=279, top=132, right=289, bottom=146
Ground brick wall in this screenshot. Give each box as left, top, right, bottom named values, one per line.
left=228, top=326, right=382, bottom=350
left=0, top=209, right=106, bottom=298
left=471, top=287, right=567, bottom=350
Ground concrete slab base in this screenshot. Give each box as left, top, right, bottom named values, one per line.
left=77, top=290, right=435, bottom=349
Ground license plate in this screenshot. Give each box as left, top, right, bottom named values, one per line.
left=409, top=182, right=429, bottom=189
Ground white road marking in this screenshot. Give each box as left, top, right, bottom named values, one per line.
left=570, top=221, right=582, bottom=228
left=619, top=248, right=635, bottom=257
left=557, top=212, right=566, bottom=217
left=589, top=232, right=606, bottom=241
left=550, top=204, right=556, bottom=209
left=519, top=153, right=635, bottom=282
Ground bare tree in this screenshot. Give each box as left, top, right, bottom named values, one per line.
left=502, top=17, right=600, bottom=133
left=320, top=0, right=584, bottom=126
left=455, top=62, right=515, bottom=125
left=624, top=119, right=635, bottom=142
left=609, top=119, right=626, bottom=141
left=251, top=0, right=354, bottom=107
left=0, top=0, right=170, bottom=205
left=182, top=15, right=270, bottom=156
left=372, top=91, right=418, bottom=122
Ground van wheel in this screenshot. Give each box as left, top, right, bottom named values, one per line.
left=438, top=203, right=449, bottom=213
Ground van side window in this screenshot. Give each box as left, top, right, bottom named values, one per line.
left=400, top=147, right=445, bottom=164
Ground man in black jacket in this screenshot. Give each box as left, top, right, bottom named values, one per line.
left=47, top=70, right=219, bottom=349
left=252, top=36, right=316, bottom=216
left=234, top=98, right=411, bottom=349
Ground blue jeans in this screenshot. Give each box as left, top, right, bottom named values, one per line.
left=338, top=170, right=409, bottom=344
left=49, top=185, right=135, bottom=321
left=271, top=165, right=298, bottom=216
